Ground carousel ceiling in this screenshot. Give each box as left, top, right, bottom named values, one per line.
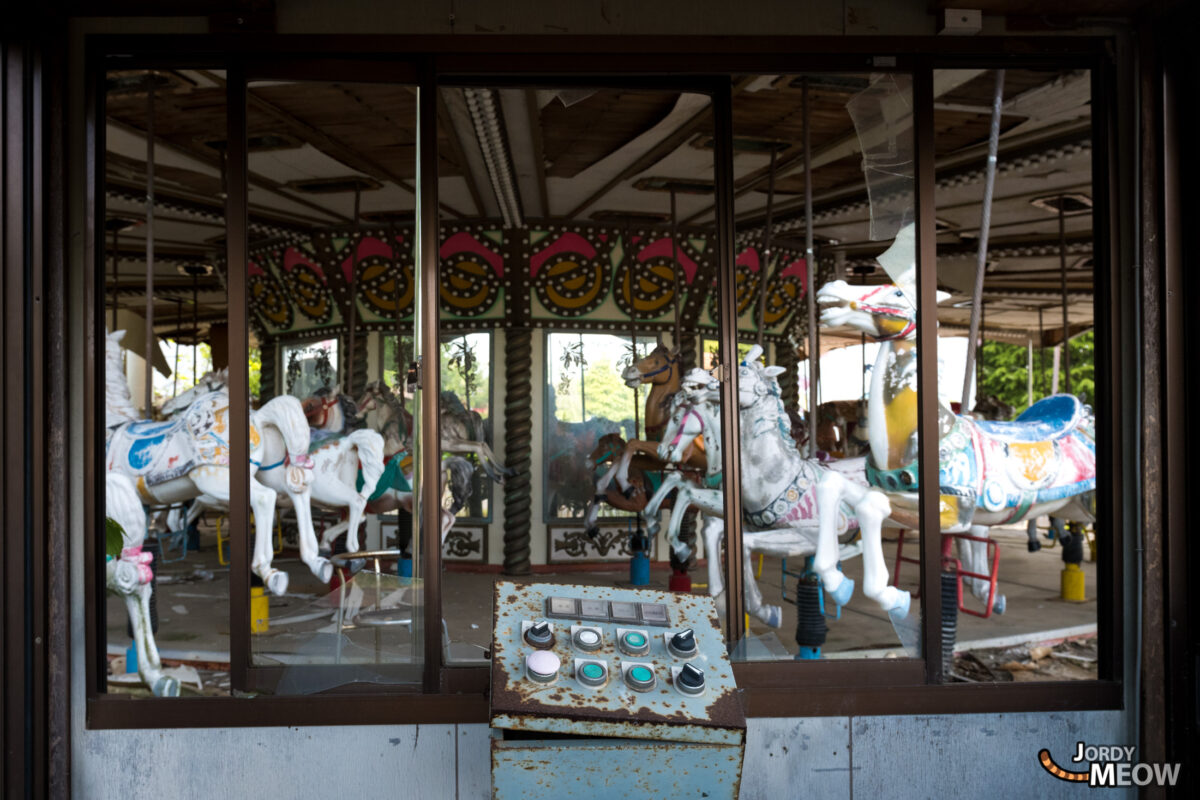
left=103, top=66, right=1096, bottom=350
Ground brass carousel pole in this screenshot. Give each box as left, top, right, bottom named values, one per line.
left=347, top=185, right=361, bottom=395
left=144, top=75, right=156, bottom=417
left=1058, top=199, right=1071, bottom=394
left=111, top=228, right=119, bottom=331
left=756, top=148, right=776, bottom=350
left=803, top=77, right=819, bottom=458
left=961, top=69, right=1005, bottom=412
left=670, top=189, right=682, bottom=350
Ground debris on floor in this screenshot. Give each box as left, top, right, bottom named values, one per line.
left=951, top=634, right=1098, bottom=682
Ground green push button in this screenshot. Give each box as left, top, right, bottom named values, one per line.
left=582, top=663, right=605, bottom=680
left=625, top=664, right=656, bottom=692
left=619, top=629, right=650, bottom=656
left=625, top=632, right=646, bottom=647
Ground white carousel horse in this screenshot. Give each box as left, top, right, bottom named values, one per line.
left=105, top=471, right=180, bottom=697
left=354, top=381, right=475, bottom=544
left=817, top=223, right=1096, bottom=609
left=162, top=373, right=389, bottom=556
left=643, top=355, right=910, bottom=626
left=105, top=330, right=326, bottom=595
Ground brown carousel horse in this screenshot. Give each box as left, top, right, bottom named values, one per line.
left=582, top=344, right=707, bottom=536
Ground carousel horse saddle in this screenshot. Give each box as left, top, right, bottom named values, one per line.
left=107, top=418, right=198, bottom=486
left=359, top=453, right=413, bottom=501
left=973, top=394, right=1085, bottom=444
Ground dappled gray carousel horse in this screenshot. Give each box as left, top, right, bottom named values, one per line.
left=354, top=381, right=475, bottom=544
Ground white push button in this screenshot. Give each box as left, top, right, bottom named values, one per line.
left=526, top=650, right=560, bottom=683
left=572, top=627, right=602, bottom=652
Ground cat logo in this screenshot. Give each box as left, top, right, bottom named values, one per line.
left=1038, top=743, right=1181, bottom=787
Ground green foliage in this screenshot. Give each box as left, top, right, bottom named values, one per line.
left=976, top=331, right=1095, bottom=413
left=248, top=346, right=262, bottom=399
left=105, top=517, right=125, bottom=560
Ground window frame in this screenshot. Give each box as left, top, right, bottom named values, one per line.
left=81, top=35, right=1123, bottom=729
left=541, top=328, right=661, bottom=524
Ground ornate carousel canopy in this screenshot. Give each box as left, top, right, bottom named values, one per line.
left=103, top=67, right=1095, bottom=349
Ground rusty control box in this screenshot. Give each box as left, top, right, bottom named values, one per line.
left=490, top=581, right=745, bottom=799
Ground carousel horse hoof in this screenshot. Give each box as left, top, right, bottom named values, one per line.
left=319, top=546, right=332, bottom=558
left=760, top=604, right=783, bottom=629
left=828, top=577, right=855, bottom=607
left=265, top=569, right=289, bottom=596
left=349, top=558, right=366, bottom=573
left=1027, top=540, right=1041, bottom=553
left=584, top=524, right=600, bottom=540
left=622, top=485, right=639, bottom=500
left=314, top=557, right=334, bottom=584
left=152, top=675, right=181, bottom=698
left=671, top=541, right=692, bottom=562
left=992, top=594, right=1006, bottom=615
left=887, top=591, right=912, bottom=622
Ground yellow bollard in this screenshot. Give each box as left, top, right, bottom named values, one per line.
left=250, top=586, right=270, bottom=633
left=1061, top=562, right=1086, bottom=602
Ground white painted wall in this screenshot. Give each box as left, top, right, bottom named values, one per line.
left=73, top=712, right=1129, bottom=799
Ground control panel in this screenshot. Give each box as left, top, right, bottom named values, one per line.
left=490, top=581, right=744, bottom=745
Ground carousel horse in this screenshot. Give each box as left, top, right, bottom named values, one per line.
left=160, top=367, right=228, bottom=417
left=817, top=224, right=1096, bottom=609
left=105, top=330, right=326, bottom=595
left=353, top=381, right=475, bottom=543
left=356, top=380, right=513, bottom=485
left=642, top=354, right=909, bottom=626
left=582, top=344, right=707, bottom=535
left=105, top=471, right=181, bottom=697
left=301, top=385, right=361, bottom=444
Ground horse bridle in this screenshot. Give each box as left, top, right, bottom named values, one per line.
left=306, top=395, right=340, bottom=428
left=851, top=285, right=916, bottom=341
left=638, top=351, right=678, bottom=382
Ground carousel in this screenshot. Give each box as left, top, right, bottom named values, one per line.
left=99, top=66, right=1100, bottom=697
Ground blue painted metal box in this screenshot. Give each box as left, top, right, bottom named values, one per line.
left=490, top=581, right=745, bottom=798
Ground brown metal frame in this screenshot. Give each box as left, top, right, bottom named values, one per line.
left=79, top=34, right=1125, bottom=729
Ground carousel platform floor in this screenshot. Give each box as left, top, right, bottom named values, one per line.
left=106, top=523, right=1098, bottom=694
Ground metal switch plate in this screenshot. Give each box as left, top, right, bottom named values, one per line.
left=608, top=601, right=640, bottom=622
left=546, top=597, right=578, bottom=618
left=639, top=603, right=669, bottom=626
left=579, top=600, right=610, bottom=621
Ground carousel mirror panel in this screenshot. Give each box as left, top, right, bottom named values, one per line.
left=932, top=68, right=1100, bottom=683
left=101, top=68, right=233, bottom=697
left=435, top=83, right=729, bottom=663
left=240, top=77, right=426, bottom=689
left=726, top=73, right=926, bottom=661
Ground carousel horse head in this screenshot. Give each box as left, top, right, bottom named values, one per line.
left=302, top=386, right=341, bottom=428
left=736, top=345, right=787, bottom=410
left=106, top=329, right=126, bottom=371
left=160, top=367, right=228, bottom=417
left=817, top=223, right=949, bottom=341
left=622, top=343, right=680, bottom=388
left=817, top=281, right=920, bottom=341
left=679, top=367, right=720, bottom=407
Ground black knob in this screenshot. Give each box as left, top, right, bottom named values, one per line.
left=677, top=663, right=705, bottom=695
left=525, top=621, right=555, bottom=649
left=668, top=628, right=697, bottom=658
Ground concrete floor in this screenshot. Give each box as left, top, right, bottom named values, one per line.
left=107, top=522, right=1098, bottom=692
